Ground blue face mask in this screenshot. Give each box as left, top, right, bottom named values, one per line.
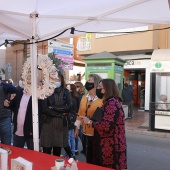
left=56, top=82, right=61, bottom=88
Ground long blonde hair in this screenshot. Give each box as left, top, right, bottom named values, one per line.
left=74, top=82, right=85, bottom=94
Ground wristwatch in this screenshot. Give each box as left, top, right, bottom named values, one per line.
left=88, top=120, right=92, bottom=124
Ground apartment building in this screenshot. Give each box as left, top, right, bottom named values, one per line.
left=77, top=25, right=170, bottom=111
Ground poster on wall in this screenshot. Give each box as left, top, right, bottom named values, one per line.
left=77, top=33, right=91, bottom=52
left=0, top=68, right=5, bottom=80
left=48, top=40, right=74, bottom=70
left=115, top=73, right=121, bottom=91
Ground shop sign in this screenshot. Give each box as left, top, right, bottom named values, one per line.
left=124, top=60, right=141, bottom=66
left=124, top=59, right=150, bottom=69
left=150, top=61, right=170, bottom=72
left=48, top=40, right=74, bottom=70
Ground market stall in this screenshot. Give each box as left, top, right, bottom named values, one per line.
left=1, top=0, right=170, bottom=150
left=149, top=49, right=170, bottom=131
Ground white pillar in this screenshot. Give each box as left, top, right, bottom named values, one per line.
left=145, top=68, right=150, bottom=110
left=30, top=14, right=39, bottom=151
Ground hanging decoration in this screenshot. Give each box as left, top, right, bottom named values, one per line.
left=22, top=54, right=58, bottom=99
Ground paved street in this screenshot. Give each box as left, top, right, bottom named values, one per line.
left=74, top=133, right=170, bottom=170
left=127, top=133, right=170, bottom=170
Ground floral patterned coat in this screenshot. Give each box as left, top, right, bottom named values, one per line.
left=93, top=97, right=127, bottom=170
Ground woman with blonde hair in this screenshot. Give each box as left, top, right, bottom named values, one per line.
left=74, top=74, right=103, bottom=164
left=74, top=81, right=85, bottom=155
left=74, top=82, right=85, bottom=96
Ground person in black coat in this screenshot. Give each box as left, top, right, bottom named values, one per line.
left=122, top=83, right=134, bottom=118
left=40, top=73, right=73, bottom=157
left=4, top=88, right=34, bottom=150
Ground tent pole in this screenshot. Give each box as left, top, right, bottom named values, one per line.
left=30, top=14, right=39, bottom=151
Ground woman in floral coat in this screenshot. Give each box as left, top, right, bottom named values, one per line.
left=82, top=79, right=127, bottom=170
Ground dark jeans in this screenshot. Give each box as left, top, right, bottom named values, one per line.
left=81, top=134, right=86, bottom=155
left=13, top=134, right=34, bottom=150
left=0, top=117, right=11, bottom=145
left=125, top=100, right=133, bottom=117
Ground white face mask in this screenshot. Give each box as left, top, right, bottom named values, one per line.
left=67, top=85, right=71, bottom=91
left=19, top=80, right=23, bottom=88
left=56, top=82, right=61, bottom=88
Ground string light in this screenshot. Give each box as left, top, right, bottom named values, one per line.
left=3, top=39, right=15, bottom=48
left=70, top=27, right=75, bottom=35
left=1, top=26, right=170, bottom=47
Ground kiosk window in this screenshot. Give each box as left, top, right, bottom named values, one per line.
left=155, top=73, right=170, bottom=111
left=155, top=73, right=170, bottom=130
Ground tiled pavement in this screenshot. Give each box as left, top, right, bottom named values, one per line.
left=125, top=107, right=170, bottom=138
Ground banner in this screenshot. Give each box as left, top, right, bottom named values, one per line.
left=48, top=41, right=74, bottom=70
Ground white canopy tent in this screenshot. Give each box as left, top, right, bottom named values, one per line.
left=0, top=0, right=170, bottom=151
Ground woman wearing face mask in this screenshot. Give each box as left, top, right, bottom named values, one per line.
left=83, top=79, right=127, bottom=170
left=65, top=84, right=78, bottom=158
left=74, top=82, right=85, bottom=155
left=74, top=74, right=103, bottom=164
left=40, top=73, right=73, bottom=158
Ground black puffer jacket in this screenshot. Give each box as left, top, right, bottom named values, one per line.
left=40, top=87, right=72, bottom=127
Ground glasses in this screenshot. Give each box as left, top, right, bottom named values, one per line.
left=87, top=100, right=93, bottom=109
left=85, top=99, right=93, bottom=115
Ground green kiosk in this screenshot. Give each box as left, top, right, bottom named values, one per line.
left=84, top=51, right=125, bottom=92
left=83, top=51, right=128, bottom=119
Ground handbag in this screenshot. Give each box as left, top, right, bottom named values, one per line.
left=68, top=112, right=77, bottom=128
left=90, top=107, right=104, bottom=122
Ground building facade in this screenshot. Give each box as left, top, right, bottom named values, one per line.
left=1, top=24, right=170, bottom=108
left=77, top=24, right=170, bottom=110
left=0, top=37, right=85, bottom=86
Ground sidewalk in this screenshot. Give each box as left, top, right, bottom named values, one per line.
left=125, top=107, right=170, bottom=138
